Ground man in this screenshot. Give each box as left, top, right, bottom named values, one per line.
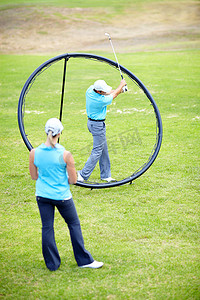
left=78, top=78, right=127, bottom=182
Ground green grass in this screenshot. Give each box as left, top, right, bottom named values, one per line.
left=0, top=49, right=200, bottom=299
left=0, top=0, right=195, bottom=12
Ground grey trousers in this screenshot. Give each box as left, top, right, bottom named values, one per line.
left=80, top=119, right=111, bottom=180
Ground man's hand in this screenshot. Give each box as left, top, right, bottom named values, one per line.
left=111, top=79, right=127, bottom=99
left=120, top=79, right=127, bottom=88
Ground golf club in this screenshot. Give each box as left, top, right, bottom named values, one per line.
left=105, top=33, right=127, bottom=92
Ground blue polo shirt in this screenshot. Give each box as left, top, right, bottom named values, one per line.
left=86, top=85, right=113, bottom=120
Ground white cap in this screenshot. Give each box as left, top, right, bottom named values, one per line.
left=45, top=118, right=64, bottom=136
left=93, top=80, right=112, bottom=93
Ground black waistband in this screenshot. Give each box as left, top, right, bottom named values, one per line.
left=88, top=118, right=105, bottom=122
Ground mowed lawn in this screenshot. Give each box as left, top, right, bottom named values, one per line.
left=0, top=48, right=199, bottom=299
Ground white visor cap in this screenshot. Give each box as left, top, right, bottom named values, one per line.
left=45, top=118, right=64, bottom=137
left=93, top=80, right=112, bottom=93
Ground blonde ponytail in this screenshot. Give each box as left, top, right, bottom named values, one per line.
left=48, top=131, right=56, bottom=148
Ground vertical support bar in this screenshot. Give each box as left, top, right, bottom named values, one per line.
left=59, top=58, right=68, bottom=122
left=58, top=57, right=68, bottom=143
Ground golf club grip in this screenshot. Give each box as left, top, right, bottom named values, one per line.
left=122, top=85, right=128, bottom=93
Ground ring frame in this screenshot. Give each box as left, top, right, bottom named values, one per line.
left=18, top=53, right=162, bottom=189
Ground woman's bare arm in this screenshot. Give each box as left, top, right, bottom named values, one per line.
left=29, top=149, right=38, bottom=180
left=63, top=151, right=77, bottom=184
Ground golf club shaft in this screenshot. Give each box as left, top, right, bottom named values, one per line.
left=107, top=36, right=124, bottom=79
left=105, top=33, right=127, bottom=92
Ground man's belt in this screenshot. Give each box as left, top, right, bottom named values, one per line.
left=88, top=118, right=105, bottom=122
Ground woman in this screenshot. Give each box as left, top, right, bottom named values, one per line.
left=29, top=118, right=103, bottom=271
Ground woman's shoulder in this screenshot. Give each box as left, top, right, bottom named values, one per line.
left=29, top=148, right=35, bottom=159
left=36, top=143, right=46, bottom=150
left=63, top=150, right=74, bottom=163
left=56, top=143, right=65, bottom=151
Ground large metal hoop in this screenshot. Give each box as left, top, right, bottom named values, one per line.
left=18, top=53, right=162, bottom=189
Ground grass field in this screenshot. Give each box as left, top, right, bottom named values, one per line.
left=1, top=49, right=199, bottom=299
left=1, top=0, right=200, bottom=299
left=0, top=0, right=176, bottom=8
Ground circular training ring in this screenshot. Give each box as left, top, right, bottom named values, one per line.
left=18, top=53, right=162, bottom=189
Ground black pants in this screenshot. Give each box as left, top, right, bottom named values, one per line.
left=36, top=196, right=94, bottom=271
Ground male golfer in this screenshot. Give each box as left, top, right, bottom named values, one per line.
left=78, top=78, right=126, bottom=182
